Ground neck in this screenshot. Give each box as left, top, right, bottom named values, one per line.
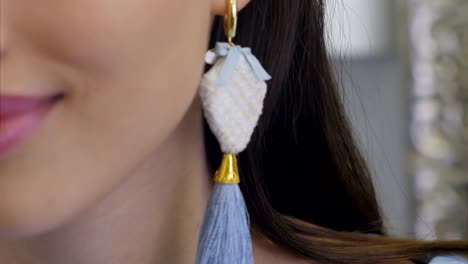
left=1, top=99, right=212, bottom=264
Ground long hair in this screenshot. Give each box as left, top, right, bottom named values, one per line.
left=203, top=1, right=468, bottom=263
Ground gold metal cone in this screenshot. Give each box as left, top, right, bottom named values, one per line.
left=213, top=153, right=240, bottom=184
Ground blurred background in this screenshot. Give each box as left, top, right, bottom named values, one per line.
left=325, top=0, right=467, bottom=240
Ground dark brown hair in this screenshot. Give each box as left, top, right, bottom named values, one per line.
left=204, top=1, right=468, bottom=263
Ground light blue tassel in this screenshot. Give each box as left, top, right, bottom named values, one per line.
left=196, top=154, right=253, bottom=264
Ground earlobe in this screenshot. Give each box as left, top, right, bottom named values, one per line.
left=210, top=0, right=252, bottom=16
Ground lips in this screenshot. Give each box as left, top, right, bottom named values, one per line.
left=0, top=94, right=59, bottom=118
left=0, top=94, right=62, bottom=155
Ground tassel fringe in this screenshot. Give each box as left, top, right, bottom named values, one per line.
left=196, top=183, right=253, bottom=264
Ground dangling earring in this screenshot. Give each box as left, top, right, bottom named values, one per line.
left=195, top=0, right=271, bottom=263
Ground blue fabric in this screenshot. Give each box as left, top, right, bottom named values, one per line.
left=207, top=42, right=271, bottom=85
left=195, top=184, right=253, bottom=264
left=429, top=256, right=467, bottom=264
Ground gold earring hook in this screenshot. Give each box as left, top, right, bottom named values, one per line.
left=224, top=0, right=237, bottom=46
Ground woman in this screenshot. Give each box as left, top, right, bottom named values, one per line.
left=0, top=0, right=466, bottom=263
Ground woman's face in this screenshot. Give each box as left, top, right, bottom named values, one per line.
left=0, top=0, right=217, bottom=238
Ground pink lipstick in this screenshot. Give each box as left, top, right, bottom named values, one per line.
left=0, top=94, right=61, bottom=155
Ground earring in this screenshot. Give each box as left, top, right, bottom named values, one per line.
left=195, top=0, right=271, bottom=263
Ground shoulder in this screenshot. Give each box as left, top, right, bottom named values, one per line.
left=428, top=256, right=467, bottom=264
left=252, top=231, right=319, bottom=264
left=251, top=231, right=433, bottom=264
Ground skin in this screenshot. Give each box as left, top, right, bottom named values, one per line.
left=0, top=0, right=315, bottom=263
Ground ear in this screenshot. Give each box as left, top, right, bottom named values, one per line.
left=210, top=0, right=252, bottom=16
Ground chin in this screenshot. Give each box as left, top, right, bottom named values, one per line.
left=0, top=209, right=57, bottom=240
left=0, top=187, right=84, bottom=240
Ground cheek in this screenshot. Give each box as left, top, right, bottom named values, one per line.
left=15, top=0, right=208, bottom=76
left=0, top=0, right=211, bottom=238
